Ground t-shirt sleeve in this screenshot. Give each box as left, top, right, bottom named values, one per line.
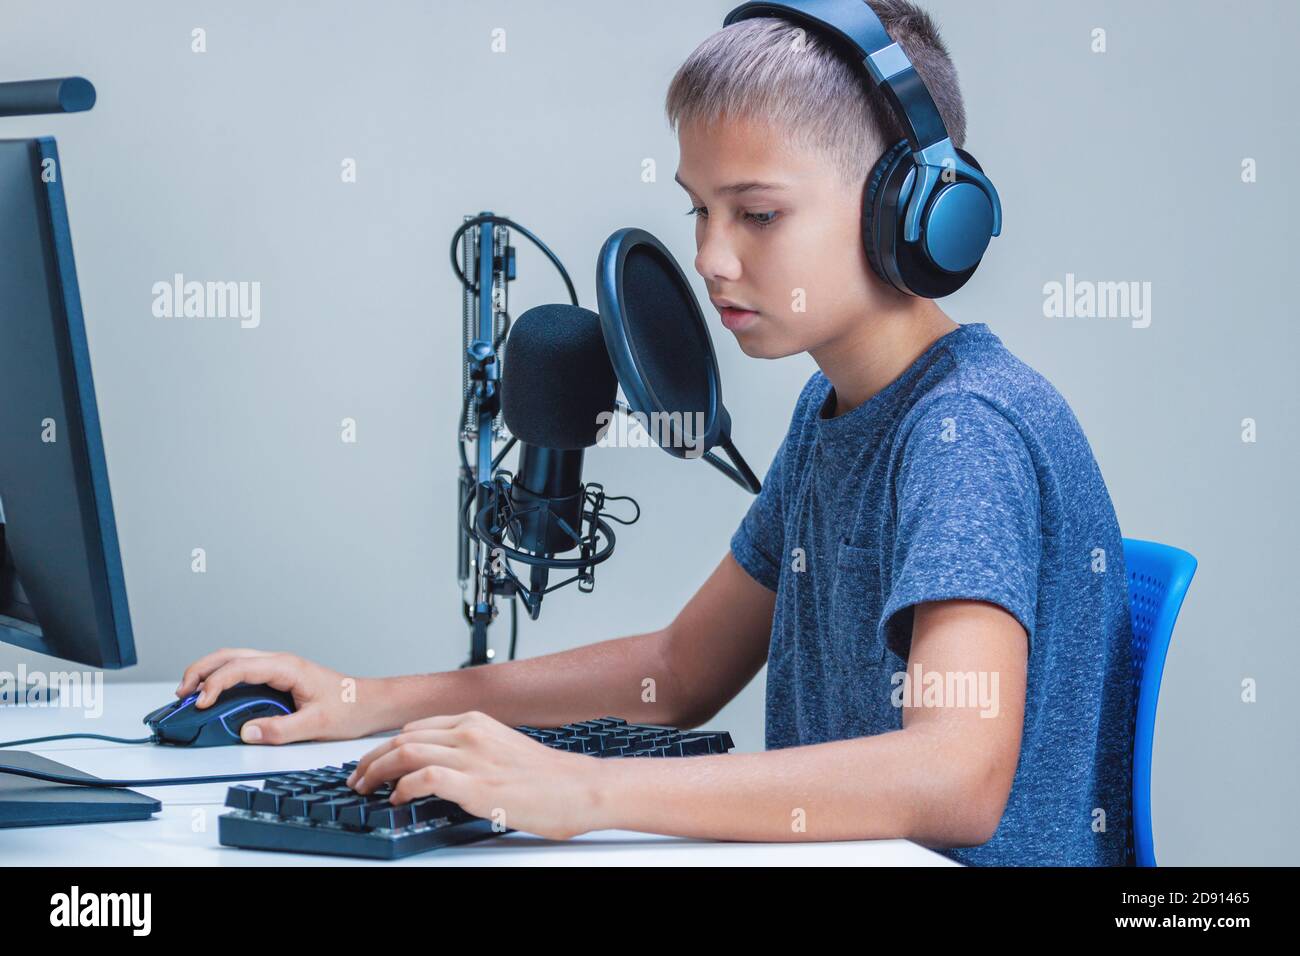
left=879, top=391, right=1041, bottom=661
left=729, top=433, right=788, bottom=592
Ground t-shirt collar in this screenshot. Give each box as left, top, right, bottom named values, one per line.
left=814, top=322, right=992, bottom=439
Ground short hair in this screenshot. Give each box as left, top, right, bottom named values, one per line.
left=664, top=0, right=967, bottom=187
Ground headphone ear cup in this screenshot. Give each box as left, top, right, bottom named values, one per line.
left=864, top=141, right=990, bottom=299
left=861, top=138, right=914, bottom=292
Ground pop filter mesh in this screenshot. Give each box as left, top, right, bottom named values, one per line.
left=622, top=244, right=713, bottom=443
left=500, top=304, right=618, bottom=449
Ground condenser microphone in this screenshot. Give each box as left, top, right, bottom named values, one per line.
left=500, top=304, right=618, bottom=611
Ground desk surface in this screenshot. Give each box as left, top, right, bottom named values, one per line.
left=0, top=681, right=956, bottom=866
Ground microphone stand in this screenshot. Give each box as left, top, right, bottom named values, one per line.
left=457, top=211, right=513, bottom=668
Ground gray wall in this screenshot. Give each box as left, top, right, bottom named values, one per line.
left=2, top=0, right=1295, bottom=865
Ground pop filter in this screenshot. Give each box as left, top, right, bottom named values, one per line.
left=595, top=227, right=761, bottom=494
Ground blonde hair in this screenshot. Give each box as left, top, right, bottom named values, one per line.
left=664, top=0, right=967, bottom=187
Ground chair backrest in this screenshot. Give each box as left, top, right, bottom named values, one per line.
left=1121, top=537, right=1197, bottom=867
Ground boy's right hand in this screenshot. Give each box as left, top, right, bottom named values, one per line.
left=175, top=648, right=381, bottom=744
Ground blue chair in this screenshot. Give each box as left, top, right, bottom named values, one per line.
left=1122, top=537, right=1197, bottom=867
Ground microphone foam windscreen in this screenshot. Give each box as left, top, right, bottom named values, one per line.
left=501, top=304, right=618, bottom=449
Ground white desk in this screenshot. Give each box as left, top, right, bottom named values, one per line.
left=1, top=681, right=956, bottom=866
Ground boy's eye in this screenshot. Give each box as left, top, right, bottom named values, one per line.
left=683, top=206, right=780, bottom=228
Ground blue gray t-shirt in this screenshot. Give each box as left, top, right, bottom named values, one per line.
left=730, top=321, right=1134, bottom=866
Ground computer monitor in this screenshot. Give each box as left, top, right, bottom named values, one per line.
left=0, top=135, right=136, bottom=669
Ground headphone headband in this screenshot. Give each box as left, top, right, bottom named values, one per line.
left=723, top=0, right=948, bottom=151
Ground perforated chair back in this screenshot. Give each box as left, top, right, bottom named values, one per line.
left=1122, top=537, right=1198, bottom=867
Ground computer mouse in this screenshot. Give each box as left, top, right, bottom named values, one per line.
left=143, top=681, right=297, bottom=747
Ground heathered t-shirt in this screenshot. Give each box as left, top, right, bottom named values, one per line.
left=730, top=321, right=1134, bottom=866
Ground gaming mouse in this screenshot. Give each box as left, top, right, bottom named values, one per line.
left=143, top=681, right=297, bottom=747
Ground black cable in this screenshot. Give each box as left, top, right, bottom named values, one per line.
left=493, top=308, right=512, bottom=354
left=449, top=214, right=579, bottom=307
left=0, top=732, right=157, bottom=748
left=508, top=594, right=518, bottom=661
left=590, top=490, right=641, bottom=526
left=491, top=435, right=517, bottom=472
left=0, top=764, right=314, bottom=789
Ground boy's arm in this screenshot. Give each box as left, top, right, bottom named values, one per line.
left=370, top=552, right=775, bottom=731
left=592, top=598, right=1027, bottom=846
left=349, top=597, right=1026, bottom=847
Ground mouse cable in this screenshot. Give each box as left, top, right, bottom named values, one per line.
left=0, top=732, right=159, bottom=748
left=0, top=763, right=317, bottom=788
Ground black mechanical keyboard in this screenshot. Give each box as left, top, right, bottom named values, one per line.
left=217, top=717, right=734, bottom=859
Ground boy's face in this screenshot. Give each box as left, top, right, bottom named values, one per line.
left=675, top=115, right=887, bottom=360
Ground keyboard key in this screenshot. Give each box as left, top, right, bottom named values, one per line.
left=338, top=799, right=394, bottom=830
left=224, top=785, right=258, bottom=810
left=366, top=803, right=415, bottom=830
left=252, top=788, right=291, bottom=815
left=410, top=797, right=462, bottom=824
left=283, top=793, right=329, bottom=817
left=309, top=796, right=363, bottom=823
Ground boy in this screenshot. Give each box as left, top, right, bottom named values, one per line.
left=176, top=1, right=1134, bottom=866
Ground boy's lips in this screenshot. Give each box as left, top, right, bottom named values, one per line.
left=711, top=298, right=759, bottom=331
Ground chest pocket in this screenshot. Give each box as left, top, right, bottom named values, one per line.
left=828, top=539, right=887, bottom=669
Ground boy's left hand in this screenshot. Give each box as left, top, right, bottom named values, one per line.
left=345, top=710, right=607, bottom=841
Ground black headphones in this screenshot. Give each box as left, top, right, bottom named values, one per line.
left=723, top=0, right=1002, bottom=298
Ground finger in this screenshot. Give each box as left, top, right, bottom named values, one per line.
left=176, top=648, right=268, bottom=697
left=390, top=765, right=473, bottom=807
left=239, top=709, right=321, bottom=745
left=347, top=729, right=459, bottom=787
left=193, top=655, right=301, bottom=709
left=177, top=648, right=268, bottom=696
left=353, top=743, right=467, bottom=795
left=400, top=711, right=482, bottom=732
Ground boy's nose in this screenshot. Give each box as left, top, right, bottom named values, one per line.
left=695, top=230, right=742, bottom=283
